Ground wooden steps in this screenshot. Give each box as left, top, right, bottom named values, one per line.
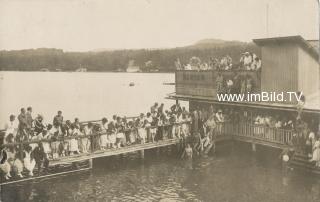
left=290, top=153, right=320, bottom=175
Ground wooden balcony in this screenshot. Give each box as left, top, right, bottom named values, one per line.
left=175, top=70, right=261, bottom=99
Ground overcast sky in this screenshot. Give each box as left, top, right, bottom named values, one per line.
left=0, top=0, right=318, bottom=51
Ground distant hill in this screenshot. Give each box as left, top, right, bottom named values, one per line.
left=187, top=38, right=249, bottom=49
left=0, top=38, right=260, bottom=72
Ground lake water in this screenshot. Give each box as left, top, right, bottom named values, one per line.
left=2, top=144, right=320, bottom=202
left=1, top=72, right=320, bottom=202
left=0, top=72, right=177, bottom=128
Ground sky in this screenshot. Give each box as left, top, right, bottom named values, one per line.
left=0, top=0, right=318, bottom=51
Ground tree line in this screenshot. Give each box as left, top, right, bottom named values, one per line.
left=0, top=42, right=260, bottom=72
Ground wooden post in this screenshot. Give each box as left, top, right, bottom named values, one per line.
left=252, top=143, right=256, bottom=152
left=88, top=159, right=93, bottom=169
left=140, top=150, right=145, bottom=159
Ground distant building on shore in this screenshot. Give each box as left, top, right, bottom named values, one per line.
left=126, top=60, right=140, bottom=73
left=40, top=68, right=50, bottom=72
left=75, top=68, right=87, bottom=72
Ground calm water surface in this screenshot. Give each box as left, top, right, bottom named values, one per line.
left=1, top=72, right=320, bottom=202
left=2, top=145, right=320, bottom=202
left=0, top=72, right=177, bottom=127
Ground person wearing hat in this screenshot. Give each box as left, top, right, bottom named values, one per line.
left=34, top=114, right=45, bottom=135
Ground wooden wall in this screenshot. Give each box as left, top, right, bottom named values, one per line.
left=297, top=47, right=320, bottom=103
left=261, top=43, right=299, bottom=103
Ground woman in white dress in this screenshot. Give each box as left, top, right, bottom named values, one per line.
left=100, top=118, right=109, bottom=150
left=128, top=121, right=136, bottom=144
left=82, top=123, right=93, bottom=153
left=69, top=124, right=80, bottom=155
left=108, top=122, right=117, bottom=148
left=23, top=145, right=36, bottom=176
left=138, top=120, right=147, bottom=144
left=311, top=136, right=320, bottom=167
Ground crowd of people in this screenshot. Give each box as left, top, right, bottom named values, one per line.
left=215, top=72, right=256, bottom=94
left=176, top=52, right=261, bottom=71
left=0, top=103, right=195, bottom=180
left=1, top=103, right=320, bottom=180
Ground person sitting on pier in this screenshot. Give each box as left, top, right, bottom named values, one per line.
left=23, top=145, right=36, bottom=176
left=0, top=147, right=12, bottom=180
left=13, top=149, right=24, bottom=178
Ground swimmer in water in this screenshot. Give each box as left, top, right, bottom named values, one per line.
left=181, top=144, right=193, bottom=159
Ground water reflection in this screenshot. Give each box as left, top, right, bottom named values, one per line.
left=2, top=146, right=320, bottom=202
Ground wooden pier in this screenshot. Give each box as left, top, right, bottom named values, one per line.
left=0, top=120, right=301, bottom=186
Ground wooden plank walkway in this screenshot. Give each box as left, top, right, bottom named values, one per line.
left=50, top=135, right=232, bottom=166
left=232, top=135, right=292, bottom=149
left=50, top=138, right=181, bottom=166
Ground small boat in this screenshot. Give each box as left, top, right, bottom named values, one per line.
left=129, top=82, right=135, bottom=87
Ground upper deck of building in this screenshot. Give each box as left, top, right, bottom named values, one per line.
left=170, top=35, right=320, bottom=113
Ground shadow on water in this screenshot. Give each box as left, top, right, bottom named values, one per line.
left=2, top=143, right=320, bottom=202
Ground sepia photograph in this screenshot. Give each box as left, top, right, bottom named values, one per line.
left=0, top=0, right=319, bottom=201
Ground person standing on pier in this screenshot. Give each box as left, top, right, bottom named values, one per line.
left=192, top=110, right=199, bottom=135
left=26, top=107, right=33, bottom=131
left=53, top=111, right=64, bottom=129
left=83, top=122, right=93, bottom=153
left=4, top=115, right=18, bottom=143
left=17, top=108, right=28, bottom=141
left=100, top=118, right=109, bottom=150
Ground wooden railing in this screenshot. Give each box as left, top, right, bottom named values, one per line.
left=1, top=120, right=295, bottom=162
left=175, top=69, right=261, bottom=98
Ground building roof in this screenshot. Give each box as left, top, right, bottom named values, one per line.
left=253, top=35, right=319, bottom=61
